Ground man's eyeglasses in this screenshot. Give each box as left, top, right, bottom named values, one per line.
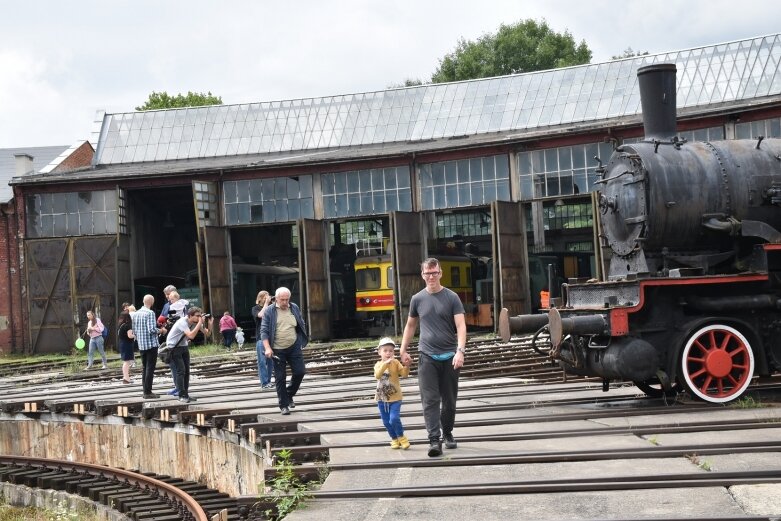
left=422, top=271, right=441, bottom=278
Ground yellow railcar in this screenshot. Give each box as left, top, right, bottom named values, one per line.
left=355, top=254, right=476, bottom=333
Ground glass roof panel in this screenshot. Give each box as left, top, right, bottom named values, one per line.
left=94, top=33, right=781, bottom=165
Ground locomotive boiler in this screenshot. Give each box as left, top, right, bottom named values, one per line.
left=500, top=63, right=781, bottom=403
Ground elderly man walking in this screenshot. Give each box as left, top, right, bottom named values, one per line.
left=260, top=287, right=309, bottom=415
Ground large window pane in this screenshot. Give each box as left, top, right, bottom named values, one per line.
left=26, top=190, right=117, bottom=238
left=224, top=174, right=314, bottom=224
left=420, top=154, right=509, bottom=210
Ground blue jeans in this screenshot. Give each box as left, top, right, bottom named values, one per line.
left=169, top=360, right=179, bottom=391
left=272, top=341, right=306, bottom=409
left=256, top=340, right=273, bottom=386
left=377, top=400, right=404, bottom=439
left=88, top=336, right=107, bottom=366
left=222, top=329, right=236, bottom=347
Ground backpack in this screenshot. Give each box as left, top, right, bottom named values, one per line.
left=101, top=323, right=109, bottom=339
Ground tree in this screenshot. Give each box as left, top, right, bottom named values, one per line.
left=135, top=91, right=223, bottom=111
left=431, top=19, right=592, bottom=83
left=611, top=47, right=649, bottom=60
left=387, top=78, right=425, bottom=89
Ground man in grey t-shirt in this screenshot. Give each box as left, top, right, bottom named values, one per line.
left=400, top=257, right=466, bottom=457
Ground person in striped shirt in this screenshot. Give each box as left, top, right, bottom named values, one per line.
left=132, top=294, right=162, bottom=399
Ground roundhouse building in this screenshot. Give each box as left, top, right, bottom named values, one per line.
left=9, top=33, right=781, bottom=353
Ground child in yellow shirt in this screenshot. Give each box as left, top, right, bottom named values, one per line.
left=374, top=337, right=411, bottom=449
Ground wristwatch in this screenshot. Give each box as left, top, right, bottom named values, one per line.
left=457, top=347, right=466, bottom=355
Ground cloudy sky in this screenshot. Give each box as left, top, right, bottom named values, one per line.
left=1, top=0, right=780, bottom=148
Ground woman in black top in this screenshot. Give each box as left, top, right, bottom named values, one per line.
left=117, top=311, right=135, bottom=384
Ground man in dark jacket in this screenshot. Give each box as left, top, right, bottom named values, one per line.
left=260, top=287, right=309, bottom=415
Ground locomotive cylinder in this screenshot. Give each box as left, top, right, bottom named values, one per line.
left=560, top=337, right=659, bottom=381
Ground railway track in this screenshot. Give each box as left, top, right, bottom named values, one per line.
left=233, top=380, right=781, bottom=520
left=2, top=336, right=781, bottom=520
left=0, top=455, right=228, bottom=520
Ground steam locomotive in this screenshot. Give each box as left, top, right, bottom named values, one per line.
left=500, top=63, right=781, bottom=403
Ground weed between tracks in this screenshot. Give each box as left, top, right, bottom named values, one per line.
left=729, top=396, right=767, bottom=409
left=261, top=449, right=320, bottom=519
left=685, top=453, right=713, bottom=472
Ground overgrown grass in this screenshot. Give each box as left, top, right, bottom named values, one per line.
left=0, top=497, right=99, bottom=521
left=1, top=342, right=234, bottom=368
left=730, top=396, right=766, bottom=409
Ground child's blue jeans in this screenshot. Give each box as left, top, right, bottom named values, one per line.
left=378, top=400, right=404, bottom=439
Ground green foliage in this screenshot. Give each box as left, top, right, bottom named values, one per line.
left=686, top=453, right=712, bottom=471
left=263, top=449, right=312, bottom=519
left=387, top=78, right=425, bottom=88
left=431, top=18, right=592, bottom=83
left=0, top=498, right=98, bottom=521
left=135, top=91, right=222, bottom=111
left=611, top=47, right=649, bottom=60
left=730, top=396, right=766, bottom=408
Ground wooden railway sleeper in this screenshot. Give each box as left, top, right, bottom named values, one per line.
left=260, top=431, right=321, bottom=448
left=178, top=406, right=234, bottom=426
left=212, top=411, right=263, bottom=431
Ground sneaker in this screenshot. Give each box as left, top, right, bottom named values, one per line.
left=263, top=383, right=275, bottom=389
left=280, top=407, right=290, bottom=415
left=443, top=433, right=458, bottom=449
left=187, top=396, right=197, bottom=402
left=427, top=441, right=442, bottom=457
left=398, top=435, right=411, bottom=450
left=167, top=389, right=179, bottom=396
left=390, top=438, right=400, bottom=449
left=122, top=379, right=131, bottom=385
left=178, top=397, right=191, bottom=403
left=102, top=364, right=108, bottom=369
left=143, top=393, right=160, bottom=399
left=288, top=399, right=295, bottom=409
left=85, top=365, right=92, bottom=370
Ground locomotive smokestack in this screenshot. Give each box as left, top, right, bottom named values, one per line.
left=637, top=63, right=677, bottom=141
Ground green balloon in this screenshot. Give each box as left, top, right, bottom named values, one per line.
left=75, top=338, right=86, bottom=350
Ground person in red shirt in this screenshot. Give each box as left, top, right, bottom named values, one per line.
left=219, top=311, right=239, bottom=349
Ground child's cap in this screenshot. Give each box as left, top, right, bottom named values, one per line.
left=377, top=337, right=396, bottom=350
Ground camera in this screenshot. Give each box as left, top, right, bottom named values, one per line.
left=202, top=313, right=211, bottom=319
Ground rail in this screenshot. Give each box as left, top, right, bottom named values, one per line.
left=0, top=455, right=211, bottom=521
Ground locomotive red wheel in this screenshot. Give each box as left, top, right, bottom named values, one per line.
left=680, top=324, right=754, bottom=403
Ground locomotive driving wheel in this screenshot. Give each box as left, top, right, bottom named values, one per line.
left=680, top=324, right=754, bottom=403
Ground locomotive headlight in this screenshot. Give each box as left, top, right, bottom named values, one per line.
left=363, top=298, right=371, bottom=304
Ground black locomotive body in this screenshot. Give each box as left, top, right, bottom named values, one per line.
left=501, top=64, right=781, bottom=403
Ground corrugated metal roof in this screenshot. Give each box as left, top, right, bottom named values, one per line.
left=0, top=146, right=69, bottom=202
left=93, top=33, right=781, bottom=167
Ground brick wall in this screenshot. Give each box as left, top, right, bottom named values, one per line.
left=0, top=200, right=24, bottom=353
left=53, top=141, right=94, bottom=172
